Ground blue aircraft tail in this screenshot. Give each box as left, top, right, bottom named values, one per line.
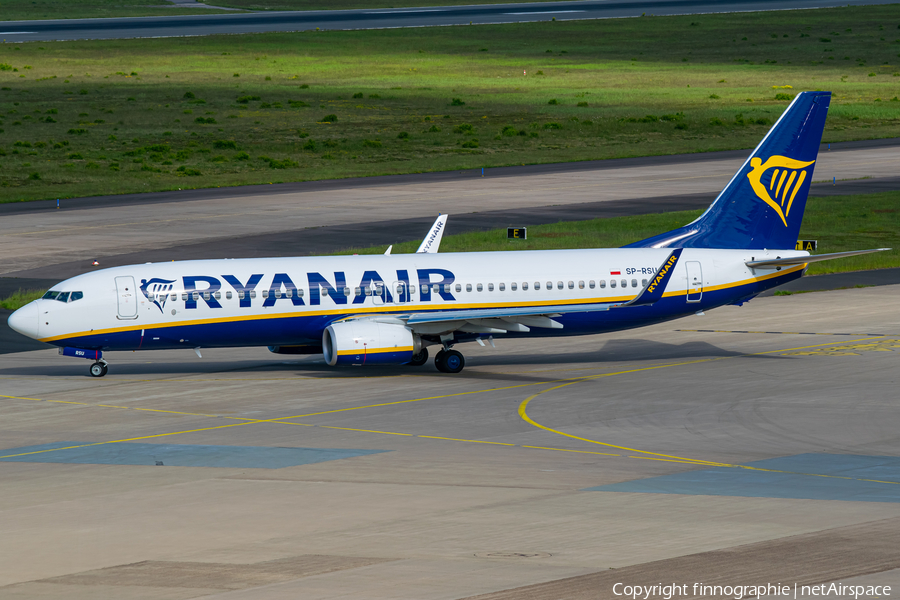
left=627, top=91, right=831, bottom=250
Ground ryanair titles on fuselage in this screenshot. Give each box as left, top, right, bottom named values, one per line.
left=142, top=269, right=457, bottom=312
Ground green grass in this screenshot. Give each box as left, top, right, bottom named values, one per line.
left=1, top=5, right=900, bottom=202
left=0, top=289, right=44, bottom=310
left=335, top=191, right=900, bottom=276
left=0, top=0, right=236, bottom=21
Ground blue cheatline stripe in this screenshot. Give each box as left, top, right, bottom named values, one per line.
left=0, top=442, right=387, bottom=468
left=584, top=454, right=900, bottom=503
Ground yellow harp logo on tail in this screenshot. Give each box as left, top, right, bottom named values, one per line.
left=746, top=156, right=815, bottom=226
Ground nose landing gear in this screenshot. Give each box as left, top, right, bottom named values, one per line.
left=89, top=360, right=109, bottom=378
left=434, top=349, right=465, bottom=373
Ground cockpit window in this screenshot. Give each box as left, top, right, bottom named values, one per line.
left=70, top=291, right=83, bottom=302
left=56, top=292, right=70, bottom=303
left=42, top=291, right=60, bottom=300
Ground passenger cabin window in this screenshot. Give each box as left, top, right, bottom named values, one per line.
left=170, top=293, right=177, bottom=301
left=610, top=280, right=616, bottom=288
left=547, top=281, right=553, bottom=290
left=321, top=288, right=330, bottom=297
left=621, top=279, right=627, bottom=288
left=578, top=281, right=584, bottom=289
left=599, top=280, right=606, bottom=289
left=225, top=291, right=232, bottom=300
left=589, top=280, right=595, bottom=289
left=487, top=283, right=494, bottom=292
left=443, top=284, right=451, bottom=294
left=642, top=279, right=648, bottom=287
left=568, top=281, right=575, bottom=289
left=522, top=282, right=528, bottom=290
left=214, top=291, right=221, bottom=300
left=238, top=291, right=245, bottom=300
left=631, top=279, right=638, bottom=288
left=182, top=292, right=188, bottom=300
left=250, top=290, right=256, bottom=299
left=420, top=284, right=428, bottom=294
left=511, top=282, right=517, bottom=291
left=455, top=284, right=462, bottom=292
left=466, top=283, right=473, bottom=292
left=499, top=283, right=506, bottom=291
left=262, top=290, right=269, bottom=299
left=476, top=283, right=483, bottom=292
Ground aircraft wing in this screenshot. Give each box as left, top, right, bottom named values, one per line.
left=746, top=248, right=890, bottom=269
left=416, top=214, right=448, bottom=253
left=404, top=303, right=613, bottom=334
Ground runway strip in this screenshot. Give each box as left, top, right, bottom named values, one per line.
left=1, top=0, right=895, bottom=42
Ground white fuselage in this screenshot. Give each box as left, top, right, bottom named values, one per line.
left=22, top=247, right=806, bottom=351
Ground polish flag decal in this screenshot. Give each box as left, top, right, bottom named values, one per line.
left=610, top=270, right=621, bottom=275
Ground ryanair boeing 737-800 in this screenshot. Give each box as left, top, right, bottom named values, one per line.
left=7, top=91, right=889, bottom=377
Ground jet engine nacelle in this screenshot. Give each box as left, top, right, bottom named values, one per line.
left=323, top=320, right=420, bottom=366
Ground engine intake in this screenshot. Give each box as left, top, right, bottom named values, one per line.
left=323, top=321, right=419, bottom=366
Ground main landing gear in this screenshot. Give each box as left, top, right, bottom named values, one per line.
left=408, top=347, right=429, bottom=366
left=434, top=349, right=465, bottom=374
left=89, top=360, right=108, bottom=378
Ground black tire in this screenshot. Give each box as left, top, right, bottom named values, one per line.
left=89, top=362, right=107, bottom=378
left=408, top=347, right=429, bottom=366
left=435, top=349, right=465, bottom=374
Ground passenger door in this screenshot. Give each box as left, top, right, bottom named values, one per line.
left=115, top=276, right=139, bottom=319
left=685, top=262, right=702, bottom=303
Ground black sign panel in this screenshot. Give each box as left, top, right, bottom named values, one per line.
left=507, top=227, right=527, bottom=240
left=795, top=240, right=817, bottom=251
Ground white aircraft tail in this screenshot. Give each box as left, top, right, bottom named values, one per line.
left=416, top=214, right=448, bottom=253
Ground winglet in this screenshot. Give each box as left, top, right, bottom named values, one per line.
left=384, top=245, right=392, bottom=256
left=621, top=248, right=684, bottom=307
left=416, top=214, right=448, bottom=253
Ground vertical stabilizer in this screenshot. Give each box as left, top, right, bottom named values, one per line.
left=627, top=91, right=831, bottom=250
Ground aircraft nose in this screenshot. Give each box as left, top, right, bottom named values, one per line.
left=8, top=301, right=40, bottom=340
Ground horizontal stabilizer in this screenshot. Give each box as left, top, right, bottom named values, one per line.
left=746, top=248, right=890, bottom=269
left=620, top=249, right=683, bottom=307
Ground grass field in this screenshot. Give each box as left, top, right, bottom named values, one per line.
left=0, top=288, right=44, bottom=310
left=336, top=191, right=900, bottom=276
left=0, top=0, right=235, bottom=22
left=0, top=5, right=899, bottom=202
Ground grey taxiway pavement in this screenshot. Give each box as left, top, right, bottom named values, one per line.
left=1, top=286, right=899, bottom=599
left=1, top=0, right=898, bottom=42
left=2, top=140, right=899, bottom=597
